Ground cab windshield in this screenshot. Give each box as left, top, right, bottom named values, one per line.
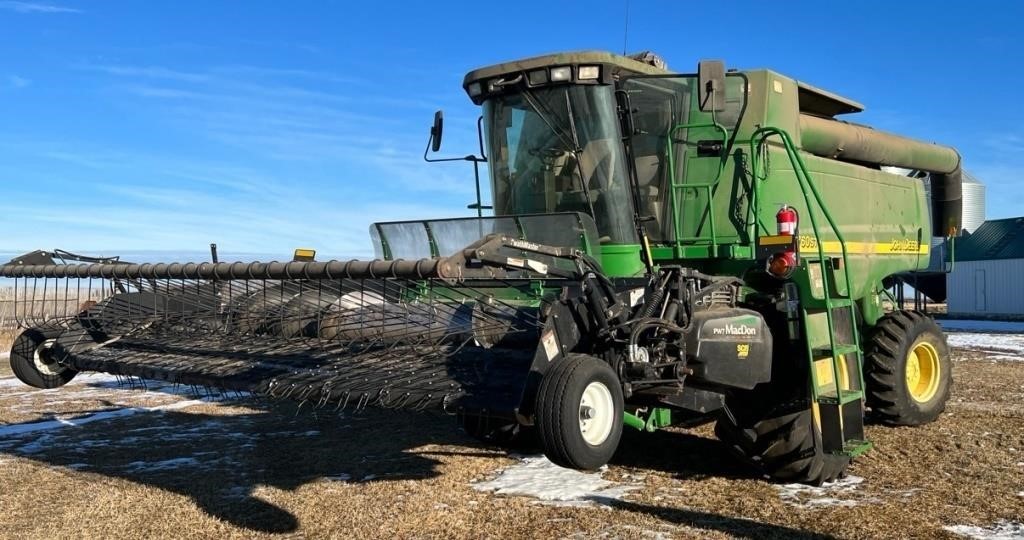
left=483, top=85, right=636, bottom=244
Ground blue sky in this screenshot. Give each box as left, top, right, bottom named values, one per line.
left=1, top=1, right=1021, bottom=259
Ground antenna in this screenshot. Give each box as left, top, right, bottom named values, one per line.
left=622, top=0, right=630, bottom=55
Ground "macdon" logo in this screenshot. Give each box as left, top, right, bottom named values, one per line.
left=712, top=324, right=758, bottom=336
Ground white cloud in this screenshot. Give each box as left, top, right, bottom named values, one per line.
left=81, top=64, right=210, bottom=83
left=6, top=75, right=30, bottom=89
left=984, top=133, right=1024, bottom=155
left=0, top=1, right=80, bottom=13
left=0, top=58, right=478, bottom=253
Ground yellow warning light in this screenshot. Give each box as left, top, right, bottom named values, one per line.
left=293, top=248, right=316, bottom=262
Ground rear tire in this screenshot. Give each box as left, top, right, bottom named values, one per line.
left=714, top=309, right=850, bottom=485
left=715, top=396, right=850, bottom=485
left=535, top=354, right=623, bottom=471
left=864, top=310, right=951, bottom=425
left=9, top=324, right=77, bottom=389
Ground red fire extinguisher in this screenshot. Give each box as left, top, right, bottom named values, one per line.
left=768, top=204, right=799, bottom=279
left=777, top=205, right=797, bottom=236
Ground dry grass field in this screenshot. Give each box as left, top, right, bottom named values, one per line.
left=0, top=329, right=1021, bottom=539
left=0, top=286, right=108, bottom=332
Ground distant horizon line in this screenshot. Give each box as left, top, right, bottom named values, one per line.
left=0, top=248, right=372, bottom=261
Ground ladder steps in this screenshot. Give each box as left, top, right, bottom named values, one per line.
left=813, top=344, right=860, bottom=358
left=817, top=389, right=864, bottom=405
left=834, top=440, right=873, bottom=458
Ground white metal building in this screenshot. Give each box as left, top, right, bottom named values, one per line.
left=947, top=217, right=1024, bottom=317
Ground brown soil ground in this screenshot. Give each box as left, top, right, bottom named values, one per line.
left=0, top=342, right=1020, bottom=539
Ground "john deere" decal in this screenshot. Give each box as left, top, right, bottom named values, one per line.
left=795, top=236, right=928, bottom=255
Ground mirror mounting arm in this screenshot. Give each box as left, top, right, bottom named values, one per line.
left=422, top=111, right=490, bottom=217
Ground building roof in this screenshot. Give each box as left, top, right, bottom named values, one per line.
left=955, top=216, right=1024, bottom=261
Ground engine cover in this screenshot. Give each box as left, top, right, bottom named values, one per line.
left=684, top=308, right=772, bottom=390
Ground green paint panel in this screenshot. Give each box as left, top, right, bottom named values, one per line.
left=600, top=244, right=647, bottom=277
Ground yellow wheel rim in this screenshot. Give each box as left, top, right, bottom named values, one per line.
left=906, top=341, right=941, bottom=403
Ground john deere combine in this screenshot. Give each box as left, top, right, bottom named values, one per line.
left=2, top=51, right=959, bottom=484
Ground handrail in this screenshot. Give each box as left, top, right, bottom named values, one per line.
left=665, top=121, right=729, bottom=255
left=749, top=127, right=861, bottom=404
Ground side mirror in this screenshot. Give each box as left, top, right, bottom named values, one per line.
left=697, top=60, right=726, bottom=112
left=430, top=110, right=444, bottom=152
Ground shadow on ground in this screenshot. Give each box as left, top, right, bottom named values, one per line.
left=608, top=499, right=838, bottom=540
left=0, top=399, right=464, bottom=533
left=0, top=385, right=797, bottom=538
left=612, top=426, right=759, bottom=481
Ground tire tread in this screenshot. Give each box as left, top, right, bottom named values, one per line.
left=864, top=310, right=952, bottom=426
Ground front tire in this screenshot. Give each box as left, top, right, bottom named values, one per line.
left=9, top=324, right=77, bottom=389
left=535, top=354, right=624, bottom=471
left=864, top=310, right=952, bottom=425
left=715, top=396, right=851, bottom=485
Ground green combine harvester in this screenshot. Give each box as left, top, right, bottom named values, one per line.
left=2, top=51, right=959, bottom=484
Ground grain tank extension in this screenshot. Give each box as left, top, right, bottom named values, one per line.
left=2, top=51, right=959, bottom=485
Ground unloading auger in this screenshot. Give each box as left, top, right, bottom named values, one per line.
left=4, top=51, right=962, bottom=484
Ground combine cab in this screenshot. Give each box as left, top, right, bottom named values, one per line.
left=2, top=51, right=959, bottom=484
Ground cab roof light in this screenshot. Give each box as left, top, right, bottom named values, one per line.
left=577, top=65, right=600, bottom=80
left=467, top=82, right=482, bottom=97
left=549, top=66, right=571, bottom=82
left=527, top=69, right=548, bottom=85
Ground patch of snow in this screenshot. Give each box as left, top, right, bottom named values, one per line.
left=322, top=473, right=352, bottom=482
left=116, top=425, right=254, bottom=446
left=0, top=372, right=134, bottom=396
left=775, top=475, right=865, bottom=508
left=261, top=429, right=320, bottom=437
left=944, top=521, right=1024, bottom=540
left=123, top=457, right=200, bottom=472
left=0, top=409, right=140, bottom=437
left=0, top=398, right=215, bottom=438
left=473, top=455, right=639, bottom=507
left=15, top=433, right=59, bottom=454
left=946, top=332, right=1024, bottom=358
left=889, top=487, right=922, bottom=498
left=77, top=373, right=122, bottom=385
left=939, top=320, right=1024, bottom=333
